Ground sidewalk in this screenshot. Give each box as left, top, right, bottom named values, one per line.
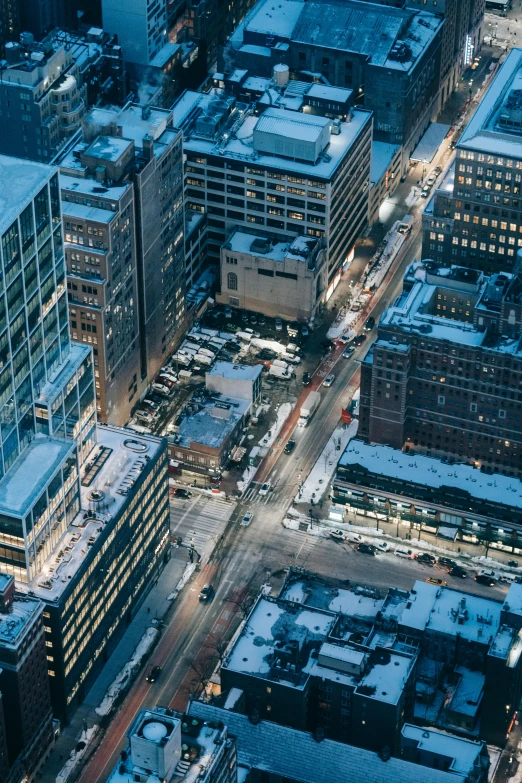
left=40, top=546, right=189, bottom=783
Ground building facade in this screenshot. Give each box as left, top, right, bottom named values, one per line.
left=357, top=260, right=522, bottom=476
left=423, top=50, right=522, bottom=274
left=216, top=229, right=327, bottom=321
left=102, top=0, right=167, bottom=67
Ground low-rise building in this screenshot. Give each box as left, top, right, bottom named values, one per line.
left=400, top=725, right=489, bottom=783
left=206, top=362, right=262, bottom=405
left=216, top=229, right=327, bottom=322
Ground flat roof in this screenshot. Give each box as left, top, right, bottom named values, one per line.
left=148, top=41, right=180, bottom=68
left=85, top=135, right=133, bottom=163
left=399, top=581, right=501, bottom=644
left=306, top=83, right=352, bottom=103
left=371, top=141, right=399, bottom=184
left=189, top=703, right=463, bottom=783
left=255, top=106, right=329, bottom=144
left=401, top=724, right=483, bottom=775
left=448, top=666, right=484, bottom=719
left=0, top=155, right=53, bottom=233
left=61, top=201, right=117, bottom=224
left=281, top=575, right=384, bottom=618
left=338, top=440, right=522, bottom=510
left=175, top=396, right=249, bottom=450
left=245, top=0, right=304, bottom=39
left=0, top=594, right=41, bottom=647
left=59, top=173, right=130, bottom=202
left=356, top=650, right=414, bottom=704
left=0, top=435, right=76, bottom=518
left=459, top=48, right=522, bottom=159
left=503, top=582, right=522, bottom=616
left=207, top=361, right=262, bottom=381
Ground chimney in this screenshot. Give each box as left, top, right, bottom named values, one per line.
left=0, top=574, right=15, bottom=613
left=143, top=136, right=154, bottom=161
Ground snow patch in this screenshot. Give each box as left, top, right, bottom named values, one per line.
left=296, top=421, right=357, bottom=504
left=168, top=562, right=196, bottom=601
left=258, top=402, right=293, bottom=449
left=56, top=725, right=99, bottom=783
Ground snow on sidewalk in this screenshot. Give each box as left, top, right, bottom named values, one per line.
left=95, top=627, right=159, bottom=717
left=56, top=726, right=100, bottom=783
left=259, top=402, right=293, bottom=449
left=296, top=420, right=358, bottom=504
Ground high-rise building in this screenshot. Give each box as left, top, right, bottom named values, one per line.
left=224, top=0, right=443, bottom=173
left=173, top=77, right=372, bottom=295
left=423, top=49, right=522, bottom=274
left=357, top=259, right=522, bottom=476
left=102, top=0, right=168, bottom=67
left=0, top=154, right=170, bottom=719
left=56, top=103, right=185, bottom=421
left=0, top=574, right=53, bottom=780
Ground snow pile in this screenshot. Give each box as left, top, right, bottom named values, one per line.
left=259, top=402, right=293, bottom=449
left=364, top=229, right=405, bottom=290
left=237, top=464, right=256, bottom=492
left=405, top=186, right=420, bottom=207
left=168, top=562, right=196, bottom=601
left=95, top=627, right=159, bottom=717
left=296, top=421, right=357, bottom=504
left=327, top=308, right=361, bottom=340
left=56, top=725, right=99, bottom=783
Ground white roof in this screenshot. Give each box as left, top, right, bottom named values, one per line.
left=245, top=0, right=304, bottom=38
left=207, top=361, right=262, bottom=381
left=61, top=201, right=117, bottom=224
left=254, top=107, right=330, bottom=143
left=357, top=651, right=414, bottom=704
left=306, top=83, right=352, bottom=103
left=401, top=725, right=483, bottom=775
left=339, top=440, right=522, bottom=510
left=0, top=154, right=53, bottom=232
left=503, top=583, right=522, bottom=616
left=371, top=141, right=399, bottom=184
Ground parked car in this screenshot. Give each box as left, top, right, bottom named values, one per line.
left=475, top=574, right=496, bottom=587
left=250, top=314, right=257, bottom=324
left=449, top=566, right=467, bottom=578
left=434, top=165, right=442, bottom=175
left=358, top=542, right=377, bottom=556
left=301, top=325, right=309, bottom=337
left=284, top=439, right=296, bottom=454
left=173, top=487, right=192, bottom=499
left=417, top=552, right=436, bottom=565
left=343, top=346, right=355, bottom=359
left=302, top=372, right=311, bottom=386
left=241, top=511, right=253, bottom=526
left=329, top=529, right=345, bottom=541
left=323, top=374, right=335, bottom=388
left=225, top=306, right=232, bottom=319
left=508, top=560, right=519, bottom=568
left=346, top=532, right=363, bottom=544
left=259, top=315, right=266, bottom=326
left=241, top=312, right=249, bottom=322
left=373, top=540, right=391, bottom=552
left=426, top=577, right=447, bottom=586
left=438, top=556, right=457, bottom=569
left=199, top=584, right=214, bottom=601
left=259, top=482, right=271, bottom=496
left=275, top=318, right=283, bottom=331
left=364, top=316, right=375, bottom=331
left=146, top=665, right=162, bottom=683
left=421, top=187, right=430, bottom=198
left=395, top=547, right=415, bottom=559
left=426, top=174, right=437, bottom=186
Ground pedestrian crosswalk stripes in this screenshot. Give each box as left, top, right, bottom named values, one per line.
left=170, top=495, right=235, bottom=561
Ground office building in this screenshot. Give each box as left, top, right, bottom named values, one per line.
left=357, top=259, right=522, bottom=475
left=0, top=575, right=53, bottom=780
left=216, top=229, right=327, bottom=321
left=57, top=103, right=185, bottom=418
left=102, top=0, right=167, bottom=67
left=0, top=155, right=170, bottom=718
left=174, top=76, right=372, bottom=294
left=224, top=0, right=443, bottom=172
left=107, top=705, right=238, bottom=783
left=423, top=49, right=522, bottom=274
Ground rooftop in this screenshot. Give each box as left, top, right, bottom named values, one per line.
left=245, top=0, right=305, bottom=39
left=459, top=48, right=522, bottom=159
left=355, top=649, right=414, bottom=704
left=59, top=172, right=130, bottom=201
left=281, top=574, right=384, bottom=619
left=189, top=702, right=465, bottom=783
left=338, top=439, right=522, bottom=510
left=399, top=581, right=501, bottom=644
left=503, top=582, right=522, bottom=616
left=174, top=396, right=249, bottom=450
left=401, top=724, right=484, bottom=777
left=85, top=135, right=134, bottom=163
left=446, top=666, right=484, bottom=720
left=0, top=594, right=42, bottom=647
left=207, top=362, right=262, bottom=382
left=371, top=141, right=400, bottom=185
left=61, top=200, right=118, bottom=224
left=0, top=154, right=53, bottom=232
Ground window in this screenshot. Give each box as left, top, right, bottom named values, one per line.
left=227, top=272, right=238, bottom=291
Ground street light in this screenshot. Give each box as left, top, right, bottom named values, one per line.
left=309, top=508, right=314, bottom=529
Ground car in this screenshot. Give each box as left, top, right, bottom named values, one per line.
left=199, top=584, right=213, bottom=601
left=259, top=482, right=271, bottom=496
left=302, top=372, right=311, bottom=386
left=301, top=325, right=309, bottom=337
left=372, top=540, right=391, bottom=552
left=426, top=174, right=437, bottom=186
left=364, top=316, right=375, bottom=331
left=353, top=334, right=367, bottom=346
left=434, top=165, right=442, bottom=176
left=225, top=306, right=232, bottom=319
left=438, top=556, right=457, bottom=569
left=174, top=487, right=192, bottom=499
left=146, top=665, right=162, bottom=683
left=241, top=511, right=253, bottom=526
left=259, top=315, right=266, bottom=326
left=323, top=374, right=335, bottom=388
left=250, top=314, right=257, bottom=324
left=242, top=312, right=249, bottom=322
left=449, top=566, right=467, bottom=578
left=275, top=318, right=283, bottom=331
left=225, top=324, right=240, bottom=333
left=350, top=303, right=362, bottom=312
left=329, top=529, right=345, bottom=541
left=426, top=577, right=447, bottom=586
left=395, top=547, right=415, bottom=559
left=508, top=560, right=519, bottom=568
left=475, top=574, right=496, bottom=587
left=417, top=552, right=436, bottom=565
left=420, top=187, right=430, bottom=198
left=358, top=542, right=377, bottom=556
left=284, top=439, right=296, bottom=454
left=346, top=532, right=363, bottom=543
left=343, top=346, right=355, bottom=359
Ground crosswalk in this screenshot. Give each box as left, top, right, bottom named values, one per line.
left=241, top=482, right=292, bottom=510
left=170, top=494, right=235, bottom=560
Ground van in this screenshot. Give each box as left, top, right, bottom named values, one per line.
left=198, top=348, right=215, bottom=359
left=346, top=531, right=363, bottom=543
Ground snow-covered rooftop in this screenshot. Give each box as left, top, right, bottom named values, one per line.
left=189, top=702, right=463, bottom=783
left=174, top=396, right=249, bottom=450
left=401, top=724, right=484, bottom=776
left=0, top=594, right=42, bottom=647
left=356, top=650, right=414, bottom=704
left=447, top=666, right=484, bottom=719
left=85, top=135, right=133, bottom=163
left=399, top=581, right=501, bottom=644
left=503, top=582, right=522, bottom=616
left=60, top=172, right=130, bottom=202
left=244, top=0, right=304, bottom=39
left=207, top=361, right=262, bottom=381
left=281, top=576, right=384, bottom=618
left=338, top=440, right=522, bottom=510
left=61, top=200, right=117, bottom=224
left=371, top=141, right=399, bottom=185
left=0, top=154, right=53, bottom=232
left=459, top=48, right=522, bottom=159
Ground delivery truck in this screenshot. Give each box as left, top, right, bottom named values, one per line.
left=298, top=390, right=320, bottom=426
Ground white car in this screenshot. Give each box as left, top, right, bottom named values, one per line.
left=372, top=540, right=391, bottom=552
left=329, top=529, right=345, bottom=541
left=395, top=546, right=415, bottom=559
left=323, top=374, right=335, bottom=388
left=346, top=531, right=363, bottom=543
left=241, top=511, right=253, bottom=526
left=259, top=482, right=271, bottom=496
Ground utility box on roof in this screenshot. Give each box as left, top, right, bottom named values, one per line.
left=253, top=107, right=331, bottom=163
